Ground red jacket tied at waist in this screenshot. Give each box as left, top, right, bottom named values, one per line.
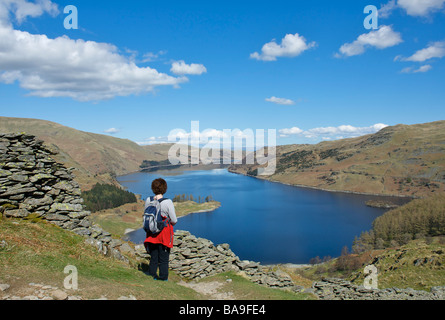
left=144, top=223, right=174, bottom=248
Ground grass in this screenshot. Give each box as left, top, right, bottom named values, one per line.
left=298, top=237, right=445, bottom=292
left=90, top=201, right=143, bottom=238
left=174, top=200, right=221, bottom=217
left=0, top=217, right=313, bottom=300
left=0, top=218, right=202, bottom=300
left=347, top=238, right=445, bottom=291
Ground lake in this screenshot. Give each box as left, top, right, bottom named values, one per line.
left=118, top=168, right=408, bottom=264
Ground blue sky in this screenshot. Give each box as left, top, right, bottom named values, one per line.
left=0, top=0, right=444, bottom=146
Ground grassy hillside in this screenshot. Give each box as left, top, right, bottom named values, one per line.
left=295, top=193, right=445, bottom=292
left=353, top=193, right=445, bottom=252
left=348, top=238, right=445, bottom=291
left=0, top=117, right=233, bottom=191
left=229, top=120, right=445, bottom=197
left=0, top=217, right=312, bottom=300
left=0, top=117, right=170, bottom=190
left=297, top=236, right=445, bottom=292
left=0, top=217, right=200, bottom=300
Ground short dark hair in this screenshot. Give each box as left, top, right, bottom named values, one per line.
left=151, top=178, right=167, bottom=195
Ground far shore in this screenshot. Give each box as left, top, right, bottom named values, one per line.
left=227, top=168, right=416, bottom=200
left=177, top=206, right=221, bottom=219
left=122, top=202, right=221, bottom=236
left=91, top=199, right=221, bottom=238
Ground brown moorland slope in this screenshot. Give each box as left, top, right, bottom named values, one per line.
left=229, top=120, right=445, bottom=198
left=0, top=117, right=170, bottom=189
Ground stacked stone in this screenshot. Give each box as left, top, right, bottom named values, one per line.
left=0, top=132, right=121, bottom=258
left=312, top=278, right=445, bottom=300
left=169, top=230, right=239, bottom=279
left=136, top=230, right=295, bottom=289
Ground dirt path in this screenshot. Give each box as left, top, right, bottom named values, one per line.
left=178, top=280, right=235, bottom=300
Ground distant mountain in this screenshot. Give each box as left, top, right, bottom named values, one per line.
left=229, top=121, right=445, bottom=198
left=3, top=117, right=443, bottom=197
left=0, top=117, right=169, bottom=190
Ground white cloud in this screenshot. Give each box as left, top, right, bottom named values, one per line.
left=141, top=50, right=167, bottom=63
left=168, top=129, right=232, bottom=141
left=137, top=127, right=260, bottom=146
left=137, top=136, right=170, bottom=146
left=336, top=26, right=403, bottom=57
left=250, top=33, right=316, bottom=61
left=398, top=0, right=445, bottom=16
left=0, top=0, right=59, bottom=25
left=279, top=127, right=303, bottom=137
left=0, top=1, right=194, bottom=101
left=401, top=41, right=445, bottom=62
left=396, top=42, right=444, bottom=74
left=0, top=25, right=188, bottom=101
left=170, top=60, right=207, bottom=75
left=379, top=0, right=397, bottom=18
left=103, top=128, right=120, bottom=134
left=265, top=96, right=295, bottom=105
left=415, top=65, right=433, bottom=72
left=279, top=123, right=388, bottom=139
left=400, top=64, right=433, bottom=73
left=378, top=0, right=445, bottom=18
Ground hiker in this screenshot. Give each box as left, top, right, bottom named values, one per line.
left=144, top=178, right=177, bottom=281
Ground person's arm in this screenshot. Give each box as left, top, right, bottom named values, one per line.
left=166, top=200, right=177, bottom=226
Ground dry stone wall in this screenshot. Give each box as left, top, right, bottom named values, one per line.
left=135, top=230, right=297, bottom=290
left=312, top=278, right=445, bottom=300
left=0, top=132, right=126, bottom=261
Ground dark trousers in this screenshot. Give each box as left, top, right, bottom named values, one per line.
left=146, top=243, right=170, bottom=280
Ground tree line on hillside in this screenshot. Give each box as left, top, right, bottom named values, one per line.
left=172, top=194, right=214, bottom=203
left=81, top=183, right=137, bottom=213
left=303, top=194, right=445, bottom=278
left=352, top=193, right=445, bottom=253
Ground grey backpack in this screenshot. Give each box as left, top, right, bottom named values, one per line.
left=143, top=197, right=169, bottom=235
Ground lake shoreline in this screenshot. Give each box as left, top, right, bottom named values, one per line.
left=122, top=201, right=221, bottom=237
left=118, top=168, right=394, bottom=264
left=177, top=206, right=221, bottom=219
left=92, top=197, right=221, bottom=239
left=127, top=166, right=415, bottom=200
left=227, top=168, right=416, bottom=200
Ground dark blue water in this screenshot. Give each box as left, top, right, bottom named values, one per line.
left=117, top=169, right=407, bottom=264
